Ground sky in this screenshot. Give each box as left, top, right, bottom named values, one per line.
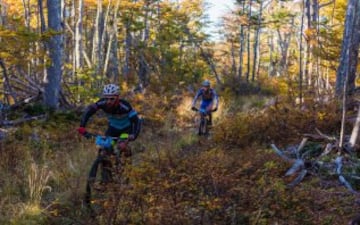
left=204, top=0, right=235, bottom=41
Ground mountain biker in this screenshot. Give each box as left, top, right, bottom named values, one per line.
left=191, top=80, right=219, bottom=125
left=77, top=83, right=141, bottom=184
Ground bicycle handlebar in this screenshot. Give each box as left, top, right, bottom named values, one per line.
left=191, top=107, right=216, bottom=113
left=83, top=132, right=131, bottom=148
left=85, top=132, right=131, bottom=141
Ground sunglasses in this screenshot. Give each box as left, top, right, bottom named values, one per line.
left=104, top=97, right=117, bottom=101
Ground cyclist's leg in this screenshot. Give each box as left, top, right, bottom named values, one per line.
left=88, top=149, right=103, bottom=181
left=208, top=112, right=212, bottom=126
left=199, top=101, right=211, bottom=134
left=100, top=126, right=122, bottom=182
left=105, top=126, right=132, bottom=175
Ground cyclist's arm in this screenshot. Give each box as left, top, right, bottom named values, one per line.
left=212, top=89, right=219, bottom=109
left=191, top=90, right=202, bottom=107
left=120, top=99, right=141, bottom=140
left=80, top=102, right=101, bottom=127
left=129, top=111, right=141, bottom=140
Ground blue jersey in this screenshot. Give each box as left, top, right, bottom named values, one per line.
left=192, top=88, right=219, bottom=110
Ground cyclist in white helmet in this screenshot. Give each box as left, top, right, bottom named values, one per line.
left=191, top=80, right=219, bottom=125
left=77, top=84, right=141, bottom=183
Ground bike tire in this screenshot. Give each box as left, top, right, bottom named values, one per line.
left=84, top=157, right=117, bottom=216
left=199, top=115, right=208, bottom=135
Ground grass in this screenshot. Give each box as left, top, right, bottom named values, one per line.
left=0, top=95, right=359, bottom=224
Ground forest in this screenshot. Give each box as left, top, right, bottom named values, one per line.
left=1, top=0, right=360, bottom=224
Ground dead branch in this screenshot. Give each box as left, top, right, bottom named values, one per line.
left=303, top=133, right=329, bottom=141
left=12, top=72, right=44, bottom=92
left=10, top=75, right=40, bottom=93
left=5, top=93, right=42, bottom=111
left=270, top=144, right=293, bottom=163
left=287, top=169, right=307, bottom=188
left=1, top=114, right=47, bottom=126
left=0, top=58, right=16, bottom=103
left=315, top=128, right=338, bottom=141
left=319, top=143, right=335, bottom=158
left=285, top=159, right=304, bottom=176
left=9, top=83, right=39, bottom=97
left=335, top=156, right=358, bottom=194
left=295, top=138, right=308, bottom=158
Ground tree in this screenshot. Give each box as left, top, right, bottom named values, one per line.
left=44, top=0, right=63, bottom=109
left=335, top=0, right=360, bottom=96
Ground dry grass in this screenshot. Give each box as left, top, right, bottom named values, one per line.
left=0, top=94, right=359, bottom=224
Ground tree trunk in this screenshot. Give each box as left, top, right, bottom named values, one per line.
left=0, top=0, right=7, bottom=25
left=75, top=0, right=83, bottom=70
left=99, top=0, right=112, bottom=77
left=305, top=0, right=311, bottom=88
left=92, top=0, right=104, bottom=74
left=123, top=21, right=132, bottom=80
left=349, top=104, right=360, bottom=149
left=44, top=0, right=63, bottom=109
left=335, top=0, right=360, bottom=96
left=137, top=1, right=152, bottom=89
left=268, top=34, right=276, bottom=77
left=246, top=0, right=252, bottom=82
left=251, top=0, right=263, bottom=82
left=237, top=0, right=245, bottom=80
left=299, top=0, right=305, bottom=106
left=22, top=0, right=30, bottom=28
left=238, top=24, right=244, bottom=79
left=231, top=40, right=236, bottom=76
left=277, top=18, right=293, bottom=77
left=38, top=0, right=46, bottom=33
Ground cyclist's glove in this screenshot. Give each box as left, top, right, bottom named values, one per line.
left=77, top=127, right=86, bottom=135
left=212, top=107, right=218, bottom=112
left=77, top=127, right=91, bottom=139
left=191, top=106, right=198, bottom=111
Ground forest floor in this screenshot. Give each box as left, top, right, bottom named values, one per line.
left=1, top=94, right=360, bottom=225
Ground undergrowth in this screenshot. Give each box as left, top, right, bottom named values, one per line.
left=0, top=93, right=359, bottom=225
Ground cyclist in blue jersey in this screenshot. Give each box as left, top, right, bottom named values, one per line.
left=191, top=80, right=219, bottom=125
left=77, top=84, right=141, bottom=183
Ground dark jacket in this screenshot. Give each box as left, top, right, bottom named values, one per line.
left=80, top=98, right=141, bottom=139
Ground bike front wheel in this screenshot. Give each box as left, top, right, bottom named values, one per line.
left=199, top=115, right=208, bottom=135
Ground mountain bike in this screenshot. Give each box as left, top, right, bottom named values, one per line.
left=192, top=107, right=213, bottom=136
left=83, top=132, right=132, bottom=215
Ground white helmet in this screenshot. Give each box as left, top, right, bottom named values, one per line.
left=202, top=80, right=210, bottom=87
left=103, top=84, right=120, bottom=96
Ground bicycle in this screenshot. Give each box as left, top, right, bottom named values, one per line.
left=192, top=107, right=214, bottom=136
left=83, top=132, right=132, bottom=215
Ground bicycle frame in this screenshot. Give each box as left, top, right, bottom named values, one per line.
left=95, top=134, right=131, bottom=159
left=193, top=108, right=211, bottom=136
left=84, top=133, right=131, bottom=212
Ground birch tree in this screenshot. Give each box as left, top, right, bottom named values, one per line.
left=335, top=0, right=360, bottom=96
